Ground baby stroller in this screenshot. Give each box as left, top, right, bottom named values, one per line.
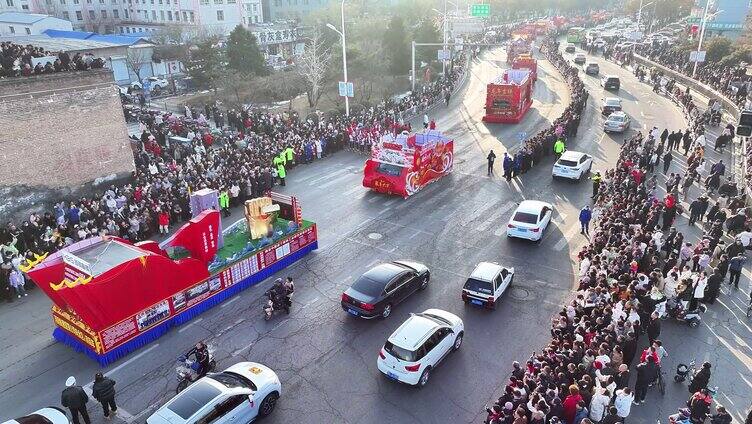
left=674, top=360, right=695, bottom=383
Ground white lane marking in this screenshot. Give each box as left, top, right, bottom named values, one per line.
left=378, top=206, right=391, bottom=215
left=178, top=317, right=205, bottom=332
left=553, top=224, right=585, bottom=251
left=384, top=199, right=398, bottom=207
left=220, top=296, right=240, bottom=308
left=365, top=259, right=380, bottom=268
left=409, top=231, right=421, bottom=239
left=318, top=172, right=354, bottom=189
left=307, top=168, right=348, bottom=185
left=463, top=200, right=501, bottom=225
left=343, top=185, right=365, bottom=196
left=493, top=227, right=505, bottom=236
left=511, top=178, right=523, bottom=193
left=477, top=202, right=516, bottom=233
left=368, top=196, right=380, bottom=203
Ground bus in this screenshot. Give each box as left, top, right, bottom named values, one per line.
left=567, top=27, right=585, bottom=43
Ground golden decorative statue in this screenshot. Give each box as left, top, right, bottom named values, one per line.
left=244, top=197, right=280, bottom=239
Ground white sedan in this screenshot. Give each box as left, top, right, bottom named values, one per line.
left=604, top=111, right=631, bottom=133
left=2, top=408, right=70, bottom=424
left=147, top=362, right=281, bottom=424
left=377, top=309, right=464, bottom=388
left=506, top=200, right=554, bottom=241
left=552, top=151, right=592, bottom=180
left=131, top=76, right=169, bottom=93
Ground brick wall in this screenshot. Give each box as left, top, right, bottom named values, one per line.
left=0, top=70, right=135, bottom=220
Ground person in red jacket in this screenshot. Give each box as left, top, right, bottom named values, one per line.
left=158, top=210, right=170, bottom=235
left=562, top=385, right=583, bottom=424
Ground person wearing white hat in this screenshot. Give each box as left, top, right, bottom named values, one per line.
left=61, top=376, right=91, bottom=424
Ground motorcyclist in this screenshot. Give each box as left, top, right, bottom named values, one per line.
left=185, top=342, right=210, bottom=376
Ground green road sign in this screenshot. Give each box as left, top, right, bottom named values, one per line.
left=471, top=3, right=490, bottom=17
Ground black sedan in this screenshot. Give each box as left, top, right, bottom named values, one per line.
left=341, top=261, right=430, bottom=319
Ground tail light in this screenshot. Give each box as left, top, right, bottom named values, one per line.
left=461, top=291, right=468, bottom=301
left=531, top=228, right=540, bottom=232
left=341, top=293, right=351, bottom=303
left=508, top=224, right=516, bottom=228
left=404, top=363, right=421, bottom=372
left=379, top=350, right=386, bottom=360
left=487, top=296, right=495, bottom=306
left=361, top=303, right=375, bottom=311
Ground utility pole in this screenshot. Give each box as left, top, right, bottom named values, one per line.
left=443, top=0, right=448, bottom=76
left=693, top=0, right=712, bottom=78
left=326, top=0, right=349, bottom=116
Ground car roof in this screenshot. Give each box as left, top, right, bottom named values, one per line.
left=388, top=314, right=444, bottom=350
left=560, top=150, right=586, bottom=161
left=608, top=111, right=627, bottom=118
left=362, top=262, right=407, bottom=283
left=516, top=200, right=552, bottom=214
left=603, top=74, right=619, bottom=79
left=604, top=97, right=621, bottom=104
left=469, top=262, right=504, bottom=282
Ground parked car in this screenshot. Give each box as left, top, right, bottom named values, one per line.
left=584, top=62, right=600, bottom=75
left=131, top=76, right=169, bottom=94
left=461, top=262, right=515, bottom=310
left=604, top=111, right=631, bottom=133
left=341, top=261, right=430, bottom=319
left=573, top=53, right=587, bottom=64
left=601, top=97, right=623, bottom=116
left=601, top=75, right=620, bottom=91
left=146, top=363, right=281, bottom=424
left=2, top=408, right=70, bottom=424
left=377, top=309, right=464, bottom=387
left=507, top=200, right=554, bottom=241
left=565, top=43, right=576, bottom=53
left=552, top=151, right=593, bottom=180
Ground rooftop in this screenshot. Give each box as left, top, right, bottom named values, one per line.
left=0, top=11, right=54, bottom=24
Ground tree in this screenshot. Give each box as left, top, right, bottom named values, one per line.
left=413, top=18, right=441, bottom=66
left=297, top=27, right=332, bottom=108
left=382, top=16, right=410, bottom=76
left=125, top=47, right=151, bottom=86
left=226, top=25, right=269, bottom=76
left=704, top=36, right=734, bottom=63
left=186, top=38, right=225, bottom=91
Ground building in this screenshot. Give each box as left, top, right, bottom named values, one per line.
left=689, top=0, right=752, bottom=39
left=0, top=0, right=263, bottom=35
left=0, top=11, right=72, bottom=36
left=261, top=0, right=330, bottom=22
left=248, top=21, right=303, bottom=65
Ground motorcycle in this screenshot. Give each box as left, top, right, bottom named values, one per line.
left=665, top=298, right=706, bottom=328
left=263, top=289, right=292, bottom=321
left=176, top=345, right=216, bottom=393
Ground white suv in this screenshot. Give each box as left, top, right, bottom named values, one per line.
left=377, top=309, right=464, bottom=388
left=552, top=151, right=592, bottom=180
left=461, top=262, right=515, bottom=310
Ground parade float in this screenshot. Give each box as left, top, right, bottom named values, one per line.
left=506, top=37, right=532, bottom=63
left=26, top=191, right=317, bottom=365
left=482, top=69, right=534, bottom=124
left=362, top=130, right=454, bottom=198
left=512, top=54, right=538, bottom=82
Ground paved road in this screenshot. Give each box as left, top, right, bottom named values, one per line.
left=0, top=42, right=694, bottom=424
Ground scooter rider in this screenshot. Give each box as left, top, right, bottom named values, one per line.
left=185, top=342, right=210, bottom=377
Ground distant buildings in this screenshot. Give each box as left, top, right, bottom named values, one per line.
left=0, top=11, right=73, bottom=36
left=261, top=0, right=330, bottom=22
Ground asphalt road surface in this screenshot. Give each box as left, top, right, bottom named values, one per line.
left=0, top=41, right=687, bottom=424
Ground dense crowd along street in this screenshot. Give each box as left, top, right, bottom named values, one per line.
left=2, top=4, right=752, bottom=424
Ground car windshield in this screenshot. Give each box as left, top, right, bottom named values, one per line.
left=464, top=278, right=493, bottom=294
left=209, top=372, right=257, bottom=391
left=351, top=276, right=385, bottom=298
left=557, top=159, right=578, bottom=167
left=608, top=115, right=625, bottom=122
left=166, top=381, right=221, bottom=419
left=375, top=162, right=403, bottom=177
left=512, top=211, right=538, bottom=224
left=384, top=341, right=416, bottom=362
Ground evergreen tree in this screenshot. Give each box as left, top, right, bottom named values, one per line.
left=226, top=25, right=269, bottom=76
left=186, top=38, right=225, bottom=90
left=382, top=16, right=410, bottom=76
left=413, top=18, right=441, bottom=66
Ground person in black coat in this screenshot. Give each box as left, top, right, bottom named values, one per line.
left=92, top=372, right=118, bottom=419
left=689, top=362, right=712, bottom=393
left=622, top=331, right=638, bottom=366
left=646, top=312, right=661, bottom=344
left=634, top=356, right=658, bottom=404
left=61, top=377, right=91, bottom=424
left=704, top=269, right=724, bottom=304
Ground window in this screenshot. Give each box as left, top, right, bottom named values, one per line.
left=100, top=0, right=104, bottom=3
left=199, top=0, right=208, bottom=4
left=89, top=10, right=95, bottom=18
left=60, top=0, right=65, bottom=4
left=22, top=4, right=29, bottom=9
left=124, top=8, right=128, bottom=18
left=227, top=0, right=235, bottom=3
left=216, top=9, right=223, bottom=20
left=214, top=0, right=222, bottom=4
left=8, top=26, right=14, bottom=34
left=101, top=10, right=107, bottom=18
left=167, top=10, right=171, bottom=20
left=182, top=11, right=187, bottom=20
left=151, top=10, right=156, bottom=19
left=160, top=9, right=164, bottom=20
left=189, top=11, right=194, bottom=21
left=252, top=3, right=256, bottom=11
left=113, top=9, right=118, bottom=17
left=62, top=11, right=70, bottom=19
left=76, top=10, right=83, bottom=19
left=174, top=10, right=179, bottom=20
left=5, top=0, right=13, bottom=6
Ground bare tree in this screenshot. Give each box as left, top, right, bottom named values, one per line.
left=125, top=47, right=152, bottom=86
left=297, top=27, right=332, bottom=109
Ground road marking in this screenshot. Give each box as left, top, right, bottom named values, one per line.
left=343, top=185, right=365, bottom=196
left=220, top=296, right=240, bottom=308
left=384, top=199, right=398, bottom=207
left=378, top=206, right=391, bottom=215
left=178, top=317, right=204, bottom=332
left=318, top=172, right=354, bottom=189
left=493, top=227, right=505, bottom=236
left=463, top=200, right=500, bottom=226
left=234, top=318, right=245, bottom=324
left=307, top=168, right=348, bottom=185
left=640, top=110, right=645, bottom=117
left=477, top=201, right=517, bottom=232
left=366, top=259, right=380, bottom=268
left=409, top=231, right=421, bottom=239
left=368, top=196, right=380, bottom=203
left=553, top=224, right=585, bottom=251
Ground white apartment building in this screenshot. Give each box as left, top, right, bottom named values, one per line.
left=0, top=11, right=72, bottom=35
left=0, top=0, right=262, bottom=35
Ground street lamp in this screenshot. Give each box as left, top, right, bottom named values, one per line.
left=326, top=0, right=349, bottom=116
left=432, top=0, right=455, bottom=77
left=693, top=1, right=722, bottom=78
left=634, top=0, right=654, bottom=53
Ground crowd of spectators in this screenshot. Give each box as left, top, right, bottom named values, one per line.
left=0, top=50, right=466, bottom=302
left=0, top=41, right=105, bottom=78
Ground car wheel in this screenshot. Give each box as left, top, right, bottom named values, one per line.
left=417, top=367, right=431, bottom=388
left=381, top=303, right=392, bottom=319
left=419, top=274, right=429, bottom=290
left=453, top=332, right=464, bottom=351
left=176, top=379, right=189, bottom=393
left=258, top=392, right=279, bottom=417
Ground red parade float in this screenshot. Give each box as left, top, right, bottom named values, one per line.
left=483, top=69, right=535, bottom=124
left=362, top=130, right=454, bottom=198
left=506, top=37, right=532, bottom=63
left=512, top=54, right=538, bottom=82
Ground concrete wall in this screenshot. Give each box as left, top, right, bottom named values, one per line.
left=0, top=69, right=135, bottom=220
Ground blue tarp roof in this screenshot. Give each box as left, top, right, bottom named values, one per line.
left=42, top=29, right=150, bottom=45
